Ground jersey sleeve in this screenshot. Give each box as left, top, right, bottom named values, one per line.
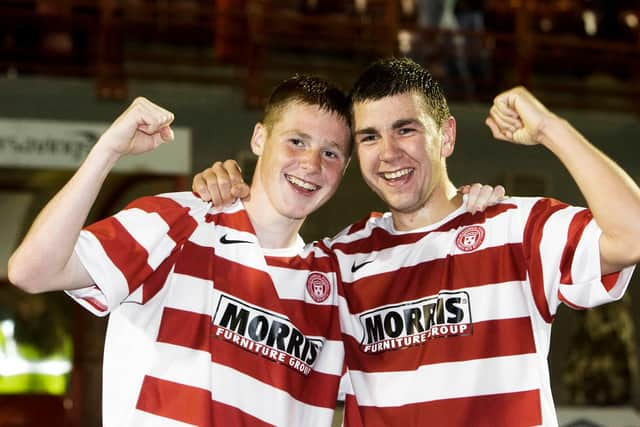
left=521, top=197, right=634, bottom=321
left=66, top=192, right=204, bottom=316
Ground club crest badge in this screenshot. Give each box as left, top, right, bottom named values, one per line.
left=455, top=225, right=485, bottom=252
left=306, top=273, right=331, bottom=303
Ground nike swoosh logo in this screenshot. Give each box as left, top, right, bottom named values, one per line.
left=219, top=234, right=252, bottom=245
left=351, top=259, right=374, bottom=273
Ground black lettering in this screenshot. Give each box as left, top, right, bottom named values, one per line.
left=248, top=315, right=269, bottom=341
left=364, top=314, right=385, bottom=344
left=445, top=297, right=464, bottom=323
left=383, top=311, right=403, bottom=338
left=423, top=302, right=436, bottom=329
left=435, top=298, right=445, bottom=324
left=404, top=307, right=424, bottom=335
left=219, top=303, right=249, bottom=335
left=286, top=328, right=305, bottom=358
left=266, top=320, right=290, bottom=350
left=306, top=342, right=319, bottom=365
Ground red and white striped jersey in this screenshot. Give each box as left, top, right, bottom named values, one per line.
left=325, top=197, right=633, bottom=427
left=67, top=192, right=344, bottom=427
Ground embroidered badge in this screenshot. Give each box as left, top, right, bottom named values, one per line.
left=455, top=225, right=485, bottom=252
left=306, top=273, right=331, bottom=303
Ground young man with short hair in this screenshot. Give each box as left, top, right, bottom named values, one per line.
left=194, top=58, right=640, bottom=426
left=8, top=75, right=352, bottom=426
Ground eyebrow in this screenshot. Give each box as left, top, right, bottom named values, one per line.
left=285, top=129, right=345, bottom=152
left=355, top=118, right=423, bottom=136
left=284, top=130, right=312, bottom=140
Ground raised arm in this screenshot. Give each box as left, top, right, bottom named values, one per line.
left=8, top=97, right=175, bottom=293
left=486, top=86, right=640, bottom=273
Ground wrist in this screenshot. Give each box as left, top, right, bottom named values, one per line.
left=536, top=115, right=570, bottom=151
left=87, top=139, right=122, bottom=170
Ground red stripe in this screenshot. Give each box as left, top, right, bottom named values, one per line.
left=173, top=240, right=216, bottom=280
left=205, top=210, right=255, bottom=234
left=344, top=317, right=536, bottom=372
left=602, top=271, right=621, bottom=292
left=136, top=376, right=277, bottom=426
left=264, top=251, right=335, bottom=273
left=559, top=209, right=593, bottom=284
left=433, top=202, right=517, bottom=234
left=345, top=389, right=541, bottom=427
left=86, top=217, right=154, bottom=294
left=334, top=203, right=517, bottom=255
left=343, top=394, right=364, bottom=427
left=142, top=248, right=180, bottom=304
left=211, top=401, right=275, bottom=427
left=347, top=212, right=383, bottom=235
left=80, top=296, right=108, bottom=312
left=173, top=241, right=342, bottom=339
left=522, top=198, right=568, bottom=323
left=342, top=244, right=526, bottom=313
left=125, top=195, right=198, bottom=243
left=156, top=308, right=342, bottom=409
left=137, top=376, right=212, bottom=426
left=279, top=300, right=342, bottom=340
left=174, top=241, right=285, bottom=313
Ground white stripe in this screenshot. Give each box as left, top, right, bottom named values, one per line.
left=537, top=205, right=577, bottom=313
left=148, top=343, right=335, bottom=426
left=333, top=199, right=535, bottom=283
left=310, top=339, right=344, bottom=376
left=128, top=410, right=195, bottom=427
left=211, top=363, right=335, bottom=427
left=72, top=230, right=130, bottom=313
left=149, top=343, right=213, bottom=390
left=164, top=273, right=214, bottom=316
left=349, top=353, right=541, bottom=407
left=115, top=208, right=176, bottom=270
left=269, top=265, right=339, bottom=305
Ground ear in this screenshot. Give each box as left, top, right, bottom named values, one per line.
left=250, top=123, right=267, bottom=156
left=440, top=116, right=456, bottom=158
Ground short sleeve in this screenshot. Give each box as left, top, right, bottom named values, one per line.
left=67, top=193, right=205, bottom=315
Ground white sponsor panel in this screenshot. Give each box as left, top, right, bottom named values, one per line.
left=0, top=118, right=190, bottom=174
left=358, top=291, right=473, bottom=353
left=212, top=294, right=324, bottom=375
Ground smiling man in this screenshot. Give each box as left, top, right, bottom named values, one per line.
left=334, top=58, right=640, bottom=427
left=8, top=76, right=353, bottom=426
left=194, top=58, right=640, bottom=427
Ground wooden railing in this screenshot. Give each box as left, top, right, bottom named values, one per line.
left=0, top=0, right=639, bottom=111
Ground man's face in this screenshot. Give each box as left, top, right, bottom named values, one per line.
left=252, top=102, right=351, bottom=220
left=353, top=91, right=451, bottom=214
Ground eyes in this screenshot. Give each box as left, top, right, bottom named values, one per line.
left=288, top=138, right=342, bottom=160
left=357, top=126, right=418, bottom=144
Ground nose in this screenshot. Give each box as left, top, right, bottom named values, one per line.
left=378, top=135, right=401, bottom=162
left=301, top=148, right=322, bottom=172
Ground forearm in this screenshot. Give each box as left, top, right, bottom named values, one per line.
left=540, top=117, right=640, bottom=272
left=8, top=144, right=121, bottom=292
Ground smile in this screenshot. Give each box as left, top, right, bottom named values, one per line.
left=380, top=168, right=413, bottom=181
left=285, top=174, right=319, bottom=192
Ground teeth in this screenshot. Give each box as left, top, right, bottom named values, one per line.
left=382, top=168, right=412, bottom=180
left=286, top=175, right=318, bottom=191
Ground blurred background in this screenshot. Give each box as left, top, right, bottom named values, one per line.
left=1, top=1, right=640, bottom=426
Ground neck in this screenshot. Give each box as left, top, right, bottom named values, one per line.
left=392, top=179, right=462, bottom=231
left=243, top=185, right=305, bottom=250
